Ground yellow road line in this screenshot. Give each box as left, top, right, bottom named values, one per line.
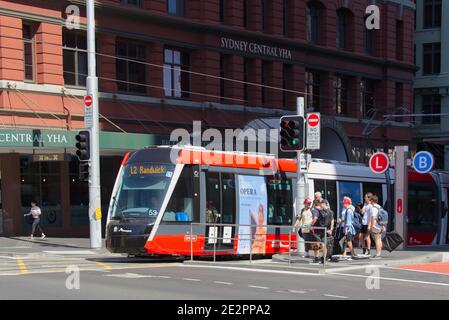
left=94, top=261, right=113, bottom=270
left=17, top=259, right=29, bottom=274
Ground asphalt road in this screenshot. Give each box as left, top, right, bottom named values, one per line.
left=1, top=261, right=449, bottom=300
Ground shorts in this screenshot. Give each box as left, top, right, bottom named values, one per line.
left=361, top=225, right=369, bottom=234
left=345, top=233, right=355, bottom=241
left=371, top=228, right=382, bottom=242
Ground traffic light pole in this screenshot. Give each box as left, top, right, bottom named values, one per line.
left=296, top=97, right=306, bottom=217
left=86, top=0, right=102, bottom=249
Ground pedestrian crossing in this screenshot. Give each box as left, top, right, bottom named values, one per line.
left=0, top=254, right=179, bottom=276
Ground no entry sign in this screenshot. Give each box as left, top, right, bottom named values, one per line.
left=369, top=152, right=390, bottom=174
left=84, top=95, right=93, bottom=107
left=306, top=113, right=321, bottom=150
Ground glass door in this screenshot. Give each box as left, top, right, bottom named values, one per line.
left=204, top=172, right=236, bottom=250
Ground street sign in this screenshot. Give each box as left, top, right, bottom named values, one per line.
left=32, top=154, right=71, bottom=162
left=306, top=113, right=320, bottom=150
left=84, top=95, right=93, bottom=107
left=369, top=152, right=390, bottom=174
left=84, top=95, right=93, bottom=128
left=412, top=151, right=434, bottom=174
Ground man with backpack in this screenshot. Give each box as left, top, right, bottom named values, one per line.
left=309, top=199, right=333, bottom=264
left=341, top=197, right=357, bottom=259
left=370, top=195, right=387, bottom=259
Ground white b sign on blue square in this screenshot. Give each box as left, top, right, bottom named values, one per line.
left=412, top=151, right=434, bottom=174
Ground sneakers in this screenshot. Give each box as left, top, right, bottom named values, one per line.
left=41, top=234, right=46, bottom=240
left=30, top=235, right=34, bottom=240
left=309, top=257, right=324, bottom=265
left=371, top=254, right=382, bottom=259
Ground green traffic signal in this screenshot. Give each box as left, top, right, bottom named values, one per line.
left=279, top=116, right=304, bottom=152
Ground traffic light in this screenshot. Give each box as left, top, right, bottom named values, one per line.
left=279, top=115, right=305, bottom=152
left=75, top=130, right=90, bottom=161
left=79, top=161, right=90, bottom=182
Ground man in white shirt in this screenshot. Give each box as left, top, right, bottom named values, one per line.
left=369, top=195, right=383, bottom=258
left=361, top=192, right=373, bottom=256
left=24, top=201, right=46, bottom=240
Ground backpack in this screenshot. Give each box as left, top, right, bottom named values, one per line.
left=317, top=208, right=333, bottom=229
left=352, top=210, right=363, bottom=232
left=377, top=206, right=389, bottom=226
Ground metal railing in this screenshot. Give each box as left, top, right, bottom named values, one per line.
left=189, top=223, right=327, bottom=266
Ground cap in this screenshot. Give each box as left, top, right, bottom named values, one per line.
left=304, top=197, right=312, bottom=204
left=343, top=197, right=352, bottom=205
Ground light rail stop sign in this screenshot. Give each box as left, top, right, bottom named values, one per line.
left=369, top=152, right=390, bottom=174
left=413, top=151, right=434, bottom=174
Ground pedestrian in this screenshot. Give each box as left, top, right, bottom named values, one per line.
left=309, top=199, right=332, bottom=264
left=341, top=197, right=356, bottom=259
left=294, top=198, right=313, bottom=258
left=24, top=201, right=46, bottom=240
left=370, top=195, right=384, bottom=259
left=314, top=192, right=323, bottom=202
left=361, top=192, right=374, bottom=256
left=320, top=199, right=335, bottom=260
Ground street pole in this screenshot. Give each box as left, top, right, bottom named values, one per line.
left=296, top=97, right=306, bottom=220
left=394, top=146, right=408, bottom=250
left=86, top=0, right=102, bottom=248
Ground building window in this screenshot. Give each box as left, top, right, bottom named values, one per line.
left=283, top=0, right=289, bottom=36
left=23, top=24, right=35, bottom=82
left=243, top=0, right=249, bottom=29
left=336, top=9, right=350, bottom=49
left=243, top=58, right=251, bottom=104
left=164, top=48, right=190, bottom=98
left=362, top=79, right=375, bottom=118
left=305, top=70, right=320, bottom=111
left=116, top=40, right=147, bottom=94
left=422, top=94, right=441, bottom=124
left=424, top=0, right=442, bottom=29
left=120, top=0, right=141, bottom=6
left=63, top=31, right=87, bottom=87
left=220, top=0, right=225, bottom=23
left=334, top=75, right=349, bottom=115
left=261, top=0, right=269, bottom=32
left=220, top=55, right=229, bottom=102
left=261, top=61, right=269, bottom=105
left=423, top=43, right=441, bottom=75
left=283, top=64, right=292, bottom=108
left=364, top=16, right=374, bottom=55
left=307, top=2, right=319, bottom=44
left=396, top=20, right=404, bottom=61
left=168, top=0, right=186, bottom=16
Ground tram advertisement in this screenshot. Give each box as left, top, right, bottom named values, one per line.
left=237, top=175, right=268, bottom=254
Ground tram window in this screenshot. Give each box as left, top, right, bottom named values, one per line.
left=163, top=166, right=196, bottom=222
left=267, top=175, right=293, bottom=225
left=205, top=172, right=221, bottom=223
left=221, top=173, right=236, bottom=224
left=362, top=183, right=383, bottom=206
left=313, top=179, right=337, bottom=217
left=408, top=184, right=438, bottom=229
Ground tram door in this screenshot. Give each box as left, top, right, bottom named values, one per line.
left=204, top=172, right=236, bottom=250
left=444, top=188, right=449, bottom=244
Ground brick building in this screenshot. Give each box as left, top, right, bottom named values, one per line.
left=0, top=0, right=416, bottom=236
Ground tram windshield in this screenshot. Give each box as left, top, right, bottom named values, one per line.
left=110, top=162, right=176, bottom=221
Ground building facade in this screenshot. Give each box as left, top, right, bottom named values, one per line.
left=414, top=0, right=449, bottom=170
left=0, top=0, right=416, bottom=236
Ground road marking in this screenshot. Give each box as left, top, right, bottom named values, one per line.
left=156, top=275, right=172, bottom=279
left=329, top=272, right=449, bottom=287
left=17, top=259, right=28, bottom=274
left=181, top=265, right=323, bottom=276
left=324, top=294, right=348, bottom=299
left=325, top=265, right=380, bottom=274
left=183, top=278, right=201, bottom=282
left=95, top=261, right=113, bottom=270
left=288, top=289, right=306, bottom=294
left=248, top=285, right=270, bottom=290
left=105, top=273, right=154, bottom=279
left=214, top=281, right=233, bottom=285
left=42, top=250, right=97, bottom=255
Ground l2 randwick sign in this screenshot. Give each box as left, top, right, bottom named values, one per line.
left=221, top=37, right=292, bottom=60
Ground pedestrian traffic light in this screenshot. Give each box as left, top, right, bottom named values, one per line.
left=75, top=130, right=90, bottom=161
left=79, top=161, right=90, bottom=182
left=279, top=115, right=305, bottom=152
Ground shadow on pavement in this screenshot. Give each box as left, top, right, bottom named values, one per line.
left=87, top=256, right=184, bottom=264
left=6, top=237, right=92, bottom=250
